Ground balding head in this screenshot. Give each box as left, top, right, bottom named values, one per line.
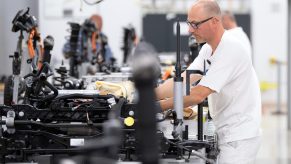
left=187, top=0, right=225, bottom=51
left=192, top=0, right=221, bottom=18
left=221, top=10, right=237, bottom=30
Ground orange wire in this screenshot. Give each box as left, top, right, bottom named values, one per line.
left=91, top=32, right=97, bottom=52
left=27, top=29, right=36, bottom=59
left=28, top=28, right=44, bottom=70
left=162, top=69, right=172, bottom=81
left=37, top=43, right=44, bottom=70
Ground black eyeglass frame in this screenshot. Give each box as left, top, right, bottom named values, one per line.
left=186, top=17, right=213, bottom=29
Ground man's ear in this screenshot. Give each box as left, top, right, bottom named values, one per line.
left=212, top=16, right=220, bottom=24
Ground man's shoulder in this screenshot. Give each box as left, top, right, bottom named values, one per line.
left=200, top=43, right=212, bottom=52
left=223, top=31, right=246, bottom=49
left=228, top=27, right=243, bottom=33
left=226, top=27, right=250, bottom=43
left=197, top=43, right=212, bottom=59
left=219, top=32, right=250, bottom=59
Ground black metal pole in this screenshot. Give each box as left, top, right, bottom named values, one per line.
left=42, top=35, right=54, bottom=73
left=185, top=69, right=204, bottom=141
left=197, top=103, right=203, bottom=141
left=175, top=20, right=182, bottom=79
left=173, top=20, right=184, bottom=140
left=288, top=0, right=291, bottom=129
left=185, top=70, right=203, bottom=95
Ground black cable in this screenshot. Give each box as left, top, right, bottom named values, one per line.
left=188, top=150, right=192, bottom=159
left=164, top=137, right=191, bottom=152
left=18, top=130, right=104, bottom=139
left=156, top=109, right=174, bottom=122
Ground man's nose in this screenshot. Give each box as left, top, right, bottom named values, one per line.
left=188, top=26, right=197, bottom=35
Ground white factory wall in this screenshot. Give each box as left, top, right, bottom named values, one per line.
left=37, top=0, right=142, bottom=67
left=251, top=0, right=288, bottom=104
left=0, top=0, right=38, bottom=76
left=0, top=0, right=288, bottom=105
left=38, top=0, right=100, bottom=68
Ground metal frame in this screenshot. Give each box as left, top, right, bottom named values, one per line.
left=287, top=0, right=291, bottom=129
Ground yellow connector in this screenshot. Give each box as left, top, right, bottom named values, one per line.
left=124, top=117, right=135, bottom=127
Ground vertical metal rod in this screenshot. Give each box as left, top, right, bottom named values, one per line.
left=287, top=0, right=291, bottom=130
left=185, top=70, right=203, bottom=95
left=12, top=31, right=24, bottom=104
left=173, top=20, right=184, bottom=139
left=277, top=62, right=282, bottom=113
left=186, top=70, right=191, bottom=96
left=273, top=62, right=284, bottom=115
left=12, top=76, right=20, bottom=104
left=175, top=20, right=181, bottom=77
left=197, top=103, right=203, bottom=140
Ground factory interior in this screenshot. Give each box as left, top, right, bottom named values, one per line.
left=0, top=0, right=290, bottom=163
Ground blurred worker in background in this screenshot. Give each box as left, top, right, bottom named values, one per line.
left=221, top=10, right=252, bottom=57
left=90, top=14, right=114, bottom=65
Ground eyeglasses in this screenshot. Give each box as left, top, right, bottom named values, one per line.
left=186, top=17, right=213, bottom=29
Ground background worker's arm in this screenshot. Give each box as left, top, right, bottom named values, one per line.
left=155, top=71, right=202, bottom=100
left=159, top=85, right=213, bottom=111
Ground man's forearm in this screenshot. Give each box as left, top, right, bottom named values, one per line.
left=159, top=94, right=204, bottom=111
left=155, top=73, right=202, bottom=101
left=155, top=78, right=174, bottom=100
left=159, top=98, right=174, bottom=111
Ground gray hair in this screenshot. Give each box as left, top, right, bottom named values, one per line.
left=196, top=0, right=221, bottom=18
left=222, top=10, right=237, bottom=22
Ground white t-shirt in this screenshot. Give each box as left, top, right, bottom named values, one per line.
left=228, top=27, right=252, bottom=58
left=187, top=31, right=261, bottom=144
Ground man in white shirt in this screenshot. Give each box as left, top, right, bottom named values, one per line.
left=156, top=0, right=261, bottom=163
left=222, top=10, right=252, bottom=57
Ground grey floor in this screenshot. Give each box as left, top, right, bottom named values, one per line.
left=256, top=106, right=291, bottom=164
